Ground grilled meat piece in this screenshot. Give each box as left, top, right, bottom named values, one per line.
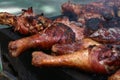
left=0, top=7, right=52, bottom=35
left=52, top=38, right=100, bottom=55
left=85, top=15, right=120, bottom=44
left=32, top=45, right=120, bottom=74
left=99, top=0, right=120, bottom=9
left=0, top=12, right=15, bottom=26
left=54, top=16, right=85, bottom=41
left=8, top=23, right=75, bottom=57
left=90, top=27, right=120, bottom=44
left=61, top=0, right=120, bottom=23
left=108, top=69, right=120, bottom=80
left=61, top=1, right=114, bottom=23
left=0, top=7, right=86, bottom=40
left=84, top=18, right=104, bottom=36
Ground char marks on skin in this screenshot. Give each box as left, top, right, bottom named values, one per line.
left=90, top=28, right=120, bottom=44
left=90, top=45, right=120, bottom=74
left=14, top=7, right=52, bottom=35
left=2, top=0, right=120, bottom=79
left=54, top=16, right=85, bottom=41
left=32, top=45, right=120, bottom=74
left=52, top=38, right=100, bottom=55
left=61, top=0, right=120, bottom=28
left=61, top=1, right=114, bottom=23
left=0, top=7, right=52, bottom=35
left=8, top=23, right=75, bottom=57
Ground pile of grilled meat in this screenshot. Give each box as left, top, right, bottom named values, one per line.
left=1, top=0, right=120, bottom=80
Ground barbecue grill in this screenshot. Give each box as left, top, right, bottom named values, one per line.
left=0, top=0, right=118, bottom=80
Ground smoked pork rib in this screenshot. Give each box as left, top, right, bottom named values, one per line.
left=0, top=7, right=52, bottom=35
left=8, top=23, right=75, bottom=57
left=32, top=45, right=120, bottom=74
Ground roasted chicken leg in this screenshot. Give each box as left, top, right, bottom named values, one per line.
left=32, top=45, right=120, bottom=74
left=2, top=0, right=120, bottom=79
left=8, top=23, right=75, bottom=57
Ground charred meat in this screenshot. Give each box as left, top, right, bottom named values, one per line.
left=61, top=0, right=120, bottom=23
left=52, top=38, right=100, bottom=55
left=54, top=16, right=85, bottom=41
left=0, top=7, right=52, bottom=35
left=90, top=27, right=120, bottom=44
left=8, top=23, right=75, bottom=57
left=32, top=45, right=120, bottom=74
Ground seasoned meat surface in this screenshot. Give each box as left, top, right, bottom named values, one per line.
left=0, top=7, right=52, bottom=35
left=52, top=38, right=100, bottom=55
left=32, top=45, right=120, bottom=74
left=9, top=23, right=75, bottom=57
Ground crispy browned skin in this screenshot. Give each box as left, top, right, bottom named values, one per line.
left=61, top=0, right=120, bottom=24
left=32, top=45, right=120, bottom=74
left=98, top=0, right=120, bottom=8
left=62, top=1, right=102, bottom=22
left=52, top=38, right=100, bottom=55
left=61, top=1, right=114, bottom=23
left=0, top=7, right=52, bottom=35
left=8, top=23, right=75, bottom=57
left=0, top=12, right=14, bottom=26
left=108, top=69, right=120, bottom=80
left=14, top=7, right=52, bottom=34
left=90, top=28, right=120, bottom=44
left=54, top=16, right=85, bottom=41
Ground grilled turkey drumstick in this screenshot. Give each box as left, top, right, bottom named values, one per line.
left=0, top=7, right=52, bottom=35
left=9, top=23, right=75, bottom=57
left=32, top=45, right=120, bottom=74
